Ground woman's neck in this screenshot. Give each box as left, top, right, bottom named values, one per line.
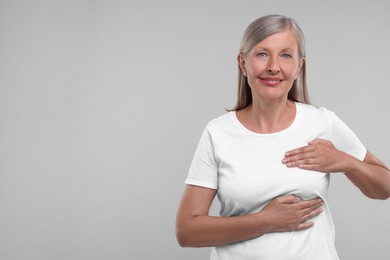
left=237, top=99, right=296, bottom=134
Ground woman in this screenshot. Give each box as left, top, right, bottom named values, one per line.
left=176, top=15, right=390, bottom=259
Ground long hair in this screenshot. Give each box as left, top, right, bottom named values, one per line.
left=230, top=15, right=310, bottom=111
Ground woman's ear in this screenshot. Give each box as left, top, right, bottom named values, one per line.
left=237, top=54, right=247, bottom=76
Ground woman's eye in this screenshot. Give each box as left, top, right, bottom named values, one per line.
left=281, top=53, right=293, bottom=59
left=257, top=52, right=268, bottom=57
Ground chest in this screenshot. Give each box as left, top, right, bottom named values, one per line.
left=214, top=133, right=330, bottom=216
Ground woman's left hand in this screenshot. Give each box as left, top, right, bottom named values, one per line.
left=282, top=138, right=350, bottom=173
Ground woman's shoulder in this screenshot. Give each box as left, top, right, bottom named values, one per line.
left=295, top=102, right=341, bottom=129
left=296, top=102, right=334, bottom=117
left=201, top=111, right=239, bottom=136
left=206, top=111, right=235, bottom=128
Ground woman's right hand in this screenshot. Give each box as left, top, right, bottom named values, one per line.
left=259, top=195, right=324, bottom=233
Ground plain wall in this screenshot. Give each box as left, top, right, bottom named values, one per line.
left=0, top=0, right=389, bottom=259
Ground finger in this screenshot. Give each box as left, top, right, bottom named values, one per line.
left=283, top=152, right=317, bottom=166
left=298, top=163, right=321, bottom=170
left=303, top=200, right=324, bottom=214
left=296, top=206, right=324, bottom=230
left=285, top=145, right=315, bottom=157
left=302, top=207, right=323, bottom=222
left=277, top=194, right=301, bottom=204
left=297, top=198, right=323, bottom=210
left=309, top=138, right=329, bottom=146
left=294, top=221, right=315, bottom=231
left=308, top=139, right=322, bottom=145
left=285, top=146, right=306, bottom=157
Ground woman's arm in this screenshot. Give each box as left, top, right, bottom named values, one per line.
left=283, top=139, right=390, bottom=199
left=344, top=151, right=390, bottom=199
left=176, top=185, right=324, bottom=247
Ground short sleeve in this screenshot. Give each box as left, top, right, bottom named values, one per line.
left=185, top=123, right=219, bottom=190
left=324, top=109, right=367, bottom=161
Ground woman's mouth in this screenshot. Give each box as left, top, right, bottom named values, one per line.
left=260, top=77, right=283, bottom=87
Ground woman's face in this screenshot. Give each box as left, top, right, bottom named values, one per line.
left=239, top=29, right=303, bottom=102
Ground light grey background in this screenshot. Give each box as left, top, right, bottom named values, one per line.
left=0, top=0, right=389, bottom=259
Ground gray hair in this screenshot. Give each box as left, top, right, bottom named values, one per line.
left=230, top=15, right=310, bottom=111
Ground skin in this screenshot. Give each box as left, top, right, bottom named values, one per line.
left=176, top=29, right=390, bottom=248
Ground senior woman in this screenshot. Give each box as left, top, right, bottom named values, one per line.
left=176, top=14, right=390, bottom=260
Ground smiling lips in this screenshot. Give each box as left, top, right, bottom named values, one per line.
left=260, top=77, right=283, bottom=87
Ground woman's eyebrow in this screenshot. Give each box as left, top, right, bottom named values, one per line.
left=253, top=46, right=270, bottom=52
left=281, top=48, right=295, bottom=52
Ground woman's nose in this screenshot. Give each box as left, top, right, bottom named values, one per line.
left=268, top=57, right=280, bottom=73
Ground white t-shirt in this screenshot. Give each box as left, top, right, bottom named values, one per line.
left=185, top=102, right=366, bottom=260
